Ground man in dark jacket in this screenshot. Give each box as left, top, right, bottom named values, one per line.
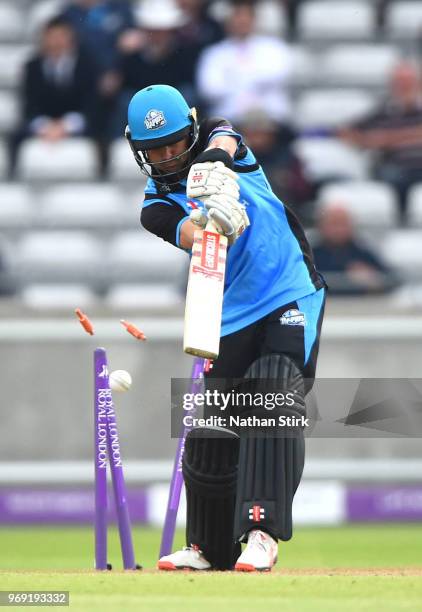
left=22, top=17, right=97, bottom=141
left=313, top=203, right=397, bottom=295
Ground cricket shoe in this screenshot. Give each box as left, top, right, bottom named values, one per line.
left=158, top=545, right=212, bottom=571
left=235, top=529, right=278, bottom=572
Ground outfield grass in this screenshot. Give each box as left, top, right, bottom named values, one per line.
left=1, top=525, right=421, bottom=611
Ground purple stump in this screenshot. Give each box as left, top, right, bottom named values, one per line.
left=94, top=347, right=139, bottom=570
left=105, top=387, right=137, bottom=570
left=94, top=347, right=110, bottom=570
left=159, top=357, right=205, bottom=559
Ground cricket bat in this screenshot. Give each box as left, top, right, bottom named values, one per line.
left=183, top=220, right=227, bottom=359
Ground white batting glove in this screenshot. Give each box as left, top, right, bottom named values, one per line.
left=189, top=208, right=208, bottom=229
left=204, top=194, right=250, bottom=245
left=187, top=161, right=240, bottom=200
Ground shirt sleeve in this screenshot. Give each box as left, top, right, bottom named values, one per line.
left=141, top=198, right=189, bottom=249
left=198, top=117, right=245, bottom=158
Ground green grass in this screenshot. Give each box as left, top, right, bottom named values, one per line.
left=0, top=525, right=421, bottom=611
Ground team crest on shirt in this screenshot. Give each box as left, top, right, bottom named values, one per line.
left=144, top=109, right=166, bottom=130
left=279, top=309, right=306, bottom=327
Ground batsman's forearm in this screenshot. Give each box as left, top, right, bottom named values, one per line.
left=180, top=219, right=196, bottom=250
left=206, top=135, right=238, bottom=158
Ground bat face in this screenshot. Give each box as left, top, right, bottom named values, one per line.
left=183, top=223, right=228, bottom=359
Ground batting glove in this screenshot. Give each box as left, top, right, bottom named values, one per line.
left=204, top=193, right=250, bottom=245
left=189, top=208, right=208, bottom=228
left=187, top=160, right=239, bottom=201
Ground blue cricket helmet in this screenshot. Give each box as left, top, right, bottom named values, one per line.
left=127, top=84, right=194, bottom=148
left=126, top=84, right=199, bottom=187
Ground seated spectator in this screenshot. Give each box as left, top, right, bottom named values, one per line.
left=59, top=0, right=136, bottom=74
left=196, top=0, right=292, bottom=122
left=339, top=61, right=422, bottom=222
left=118, top=0, right=197, bottom=97
left=236, top=108, right=314, bottom=223
left=312, top=203, right=398, bottom=295
left=59, top=1, right=137, bottom=143
left=176, top=0, right=224, bottom=49
left=9, top=16, right=98, bottom=174
left=24, top=17, right=98, bottom=140
left=111, top=0, right=199, bottom=138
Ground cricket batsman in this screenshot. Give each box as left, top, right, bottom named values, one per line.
left=126, top=84, right=327, bottom=571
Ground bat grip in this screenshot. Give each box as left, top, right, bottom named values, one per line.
left=205, top=218, right=220, bottom=233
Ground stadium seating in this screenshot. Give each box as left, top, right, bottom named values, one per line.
left=289, top=46, right=317, bottom=87
left=0, top=4, right=24, bottom=42
left=407, top=185, right=422, bottom=227
left=40, top=184, right=136, bottom=229
left=106, top=231, right=187, bottom=283
left=318, top=181, right=398, bottom=228
left=381, top=230, right=422, bottom=280
left=27, top=0, right=65, bottom=38
left=0, top=184, right=32, bottom=228
left=297, top=1, right=376, bottom=41
left=122, top=187, right=147, bottom=213
left=390, top=283, right=422, bottom=310
left=0, top=90, right=19, bottom=134
left=295, top=89, right=379, bottom=129
left=294, top=137, right=370, bottom=182
left=207, top=0, right=231, bottom=23
left=386, top=1, right=422, bottom=39
left=16, top=231, right=102, bottom=284
left=0, top=0, right=420, bottom=304
left=105, top=283, right=183, bottom=311
left=254, top=0, right=287, bottom=37
left=16, top=138, right=99, bottom=181
left=109, top=138, right=147, bottom=183
left=21, top=283, right=97, bottom=310
left=320, top=45, right=399, bottom=88
left=0, top=140, right=8, bottom=179
left=0, top=44, right=32, bottom=88
left=209, top=0, right=287, bottom=37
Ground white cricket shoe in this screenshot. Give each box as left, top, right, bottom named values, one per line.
left=157, top=545, right=212, bottom=571
left=235, top=529, right=278, bottom=572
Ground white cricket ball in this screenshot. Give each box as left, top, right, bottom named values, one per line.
left=109, top=370, right=132, bottom=392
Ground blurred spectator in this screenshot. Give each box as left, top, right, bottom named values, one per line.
left=312, top=203, right=398, bottom=295
left=59, top=0, right=137, bottom=142
left=59, top=0, right=136, bottom=73
left=10, top=17, right=98, bottom=174
left=111, top=0, right=199, bottom=138
left=339, top=61, right=422, bottom=221
left=117, top=0, right=198, bottom=97
left=236, top=108, right=314, bottom=223
left=176, top=0, right=224, bottom=49
left=196, top=0, right=292, bottom=122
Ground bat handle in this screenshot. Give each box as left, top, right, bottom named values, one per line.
left=205, top=218, right=221, bottom=233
